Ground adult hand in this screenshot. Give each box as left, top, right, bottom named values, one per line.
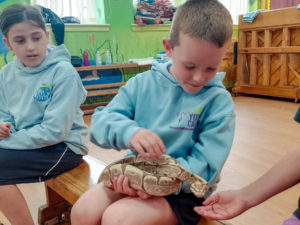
left=194, top=190, right=249, bottom=220
left=0, top=123, right=11, bottom=140
left=130, top=129, right=166, bottom=161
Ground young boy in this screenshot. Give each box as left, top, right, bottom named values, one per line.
left=71, top=0, right=235, bottom=225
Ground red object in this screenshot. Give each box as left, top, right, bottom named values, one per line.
left=83, top=50, right=89, bottom=66
left=270, top=0, right=300, bottom=9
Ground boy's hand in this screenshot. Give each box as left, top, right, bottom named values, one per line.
left=110, top=175, right=152, bottom=200
left=130, top=129, right=166, bottom=161
left=0, top=123, right=11, bottom=140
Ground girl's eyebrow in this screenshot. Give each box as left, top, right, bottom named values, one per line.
left=31, top=31, right=43, bottom=35
left=12, top=31, right=42, bottom=38
left=12, top=35, right=24, bottom=40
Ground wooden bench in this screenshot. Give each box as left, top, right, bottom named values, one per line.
left=85, top=82, right=126, bottom=98
left=38, top=155, right=106, bottom=225
left=81, top=82, right=126, bottom=115
left=38, top=155, right=230, bottom=225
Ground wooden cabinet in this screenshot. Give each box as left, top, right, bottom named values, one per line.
left=233, top=7, right=300, bottom=101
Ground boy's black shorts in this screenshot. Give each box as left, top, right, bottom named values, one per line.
left=165, top=191, right=204, bottom=225
left=0, top=142, right=82, bottom=185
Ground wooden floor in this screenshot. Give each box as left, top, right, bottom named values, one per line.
left=1, top=95, right=299, bottom=225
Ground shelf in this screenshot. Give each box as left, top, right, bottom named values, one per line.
left=78, top=63, right=152, bottom=115
left=75, top=63, right=151, bottom=71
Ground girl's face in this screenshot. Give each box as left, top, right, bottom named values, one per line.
left=3, top=21, right=49, bottom=67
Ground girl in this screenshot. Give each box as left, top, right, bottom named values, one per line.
left=0, top=4, right=88, bottom=225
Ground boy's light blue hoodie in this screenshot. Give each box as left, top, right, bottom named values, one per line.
left=0, top=45, right=88, bottom=155
left=91, top=61, right=235, bottom=193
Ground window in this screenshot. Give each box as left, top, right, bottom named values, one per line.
left=170, top=0, right=185, bottom=7
left=219, top=0, right=248, bottom=24
left=134, top=0, right=248, bottom=25
left=31, top=0, right=101, bottom=24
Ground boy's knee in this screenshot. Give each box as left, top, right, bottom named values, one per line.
left=70, top=203, right=84, bottom=225
left=71, top=202, right=97, bottom=225
left=102, top=204, right=131, bottom=225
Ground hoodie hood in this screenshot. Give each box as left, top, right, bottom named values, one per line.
left=151, top=60, right=226, bottom=90
left=0, top=44, right=88, bottom=155
left=12, top=44, right=70, bottom=75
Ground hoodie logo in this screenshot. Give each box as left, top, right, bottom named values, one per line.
left=33, top=84, right=52, bottom=102
left=170, top=107, right=202, bottom=130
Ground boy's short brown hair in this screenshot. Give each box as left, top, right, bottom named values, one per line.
left=169, top=0, right=233, bottom=48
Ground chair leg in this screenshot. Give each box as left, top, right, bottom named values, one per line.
left=38, top=183, right=70, bottom=225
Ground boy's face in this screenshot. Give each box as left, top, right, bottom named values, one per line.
left=3, top=21, right=49, bottom=67
left=163, top=33, right=230, bottom=94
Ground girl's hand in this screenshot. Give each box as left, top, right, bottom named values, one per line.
left=0, top=123, right=11, bottom=140
left=130, top=129, right=166, bottom=161
left=110, top=175, right=152, bottom=200
left=194, top=190, right=249, bottom=220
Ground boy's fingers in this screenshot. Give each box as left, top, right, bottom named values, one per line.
left=113, top=177, right=120, bottom=192
left=140, top=138, right=163, bottom=161
left=107, top=182, right=113, bottom=189
left=153, top=134, right=166, bottom=153
left=123, top=177, right=137, bottom=196
left=148, top=140, right=163, bottom=158
left=116, top=175, right=125, bottom=193
left=133, top=143, right=148, bottom=160
left=137, top=190, right=151, bottom=199
left=147, top=133, right=165, bottom=154
left=142, top=144, right=160, bottom=161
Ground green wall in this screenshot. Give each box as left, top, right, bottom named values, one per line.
left=0, top=0, right=33, bottom=66
left=0, top=0, right=260, bottom=68
left=51, top=0, right=241, bottom=63
left=65, top=0, right=169, bottom=64
left=0, top=0, right=169, bottom=67
left=0, top=0, right=29, bottom=11
left=249, top=0, right=262, bottom=11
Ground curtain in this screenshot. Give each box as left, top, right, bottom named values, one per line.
left=31, top=0, right=97, bottom=24
left=169, top=0, right=249, bottom=24
left=219, top=0, right=249, bottom=24
left=270, top=0, right=300, bottom=9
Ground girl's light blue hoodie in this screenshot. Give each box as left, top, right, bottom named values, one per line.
left=0, top=45, right=88, bottom=155
left=91, top=61, right=235, bottom=193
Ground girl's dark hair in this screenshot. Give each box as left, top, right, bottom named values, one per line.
left=0, top=4, right=46, bottom=37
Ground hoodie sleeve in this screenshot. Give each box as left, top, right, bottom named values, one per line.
left=0, top=73, right=16, bottom=133
left=176, top=93, right=235, bottom=184
left=0, top=66, right=86, bottom=149
left=90, top=77, right=142, bottom=149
